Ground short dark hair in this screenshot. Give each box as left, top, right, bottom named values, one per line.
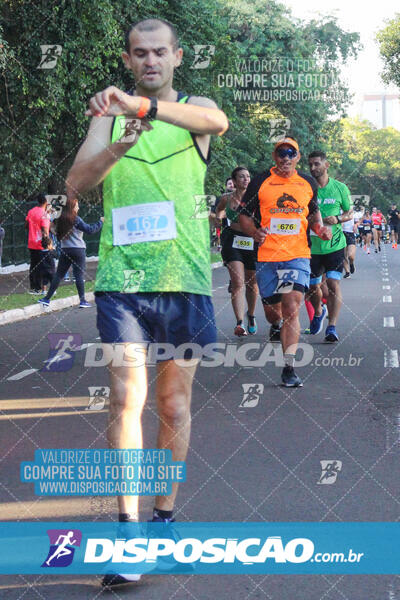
left=125, top=19, right=179, bottom=53
left=231, top=166, right=249, bottom=181
left=308, top=150, right=327, bottom=161
left=36, top=193, right=47, bottom=206
left=225, top=177, right=234, bottom=185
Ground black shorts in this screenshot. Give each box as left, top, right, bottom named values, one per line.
left=362, top=227, right=372, bottom=236
left=373, top=225, right=382, bottom=232
left=310, top=248, right=345, bottom=283
left=344, top=232, right=356, bottom=246
left=221, top=227, right=257, bottom=271
left=390, top=223, right=399, bottom=233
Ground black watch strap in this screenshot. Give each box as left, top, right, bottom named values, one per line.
left=146, top=97, right=158, bottom=121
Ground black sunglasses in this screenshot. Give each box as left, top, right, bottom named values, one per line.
left=276, top=147, right=297, bottom=159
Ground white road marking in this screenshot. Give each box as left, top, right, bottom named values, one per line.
left=384, top=317, right=395, bottom=327
left=382, top=278, right=389, bottom=282
left=0, top=409, right=108, bottom=421
left=7, top=369, right=38, bottom=381
left=384, top=349, right=399, bottom=368
left=383, top=296, right=392, bottom=303
left=383, top=286, right=391, bottom=290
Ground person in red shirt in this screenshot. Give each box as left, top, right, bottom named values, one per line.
left=25, top=193, right=50, bottom=293
left=371, top=207, right=386, bottom=253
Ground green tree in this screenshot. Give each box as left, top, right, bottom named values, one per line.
left=323, top=117, right=400, bottom=211
left=1, top=0, right=361, bottom=264
left=377, top=14, right=400, bottom=88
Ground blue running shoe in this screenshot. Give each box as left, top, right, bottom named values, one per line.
left=281, top=366, right=303, bottom=387
left=79, top=300, right=92, bottom=308
left=247, top=313, right=258, bottom=335
left=309, top=304, right=327, bottom=335
left=38, top=298, right=50, bottom=307
left=325, top=325, right=339, bottom=342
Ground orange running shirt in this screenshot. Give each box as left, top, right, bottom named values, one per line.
left=240, top=168, right=319, bottom=262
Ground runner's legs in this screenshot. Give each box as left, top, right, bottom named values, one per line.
left=155, top=359, right=198, bottom=510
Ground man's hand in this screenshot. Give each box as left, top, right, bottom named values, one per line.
left=85, top=86, right=141, bottom=117
left=323, top=216, right=338, bottom=225
left=253, top=227, right=268, bottom=244
left=314, top=225, right=332, bottom=240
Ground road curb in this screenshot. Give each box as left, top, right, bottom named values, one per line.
left=0, top=292, right=95, bottom=326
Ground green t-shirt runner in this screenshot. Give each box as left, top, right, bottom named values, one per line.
left=311, top=177, right=351, bottom=255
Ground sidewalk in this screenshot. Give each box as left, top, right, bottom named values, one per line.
left=0, top=257, right=222, bottom=326
left=0, top=260, right=99, bottom=326
left=0, top=260, right=99, bottom=296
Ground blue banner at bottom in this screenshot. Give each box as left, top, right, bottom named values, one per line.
left=0, top=522, right=398, bottom=574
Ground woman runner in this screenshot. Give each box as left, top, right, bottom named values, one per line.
left=217, top=166, right=258, bottom=336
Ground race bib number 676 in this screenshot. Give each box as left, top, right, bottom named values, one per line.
left=270, top=218, right=300, bottom=235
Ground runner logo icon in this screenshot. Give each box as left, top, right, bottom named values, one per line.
left=42, top=334, right=82, bottom=372
left=191, top=45, right=215, bottom=69
left=87, top=386, right=110, bottom=410
left=317, top=460, right=342, bottom=485
left=37, top=45, right=62, bottom=69
left=240, top=383, right=264, bottom=408
left=42, top=529, right=82, bottom=567
left=122, top=269, right=145, bottom=293
left=266, top=118, right=291, bottom=143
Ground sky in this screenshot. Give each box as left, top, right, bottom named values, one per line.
left=283, top=0, right=399, bottom=117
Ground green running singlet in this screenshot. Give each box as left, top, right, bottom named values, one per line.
left=311, top=177, right=351, bottom=255
left=95, top=95, right=211, bottom=295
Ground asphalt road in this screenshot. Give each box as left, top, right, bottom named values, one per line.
left=0, top=243, right=399, bottom=599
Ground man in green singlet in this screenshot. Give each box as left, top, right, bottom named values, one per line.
left=306, top=151, right=353, bottom=342
left=66, top=18, right=228, bottom=587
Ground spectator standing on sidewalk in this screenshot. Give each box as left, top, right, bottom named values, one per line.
left=38, top=198, right=103, bottom=308
left=25, top=194, right=50, bottom=294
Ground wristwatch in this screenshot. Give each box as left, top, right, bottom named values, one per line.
left=146, top=97, right=158, bottom=121
left=336, top=215, right=341, bottom=224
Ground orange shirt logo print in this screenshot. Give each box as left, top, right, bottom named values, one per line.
left=275, top=193, right=301, bottom=213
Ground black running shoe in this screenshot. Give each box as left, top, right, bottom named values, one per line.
left=269, top=324, right=281, bottom=342
left=350, top=262, right=355, bottom=274
left=343, top=272, right=350, bottom=279
left=378, top=245, right=381, bottom=252
left=281, top=366, right=303, bottom=387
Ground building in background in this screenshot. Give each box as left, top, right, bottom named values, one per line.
left=359, top=93, right=400, bottom=129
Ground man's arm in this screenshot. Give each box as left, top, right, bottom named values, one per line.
left=307, top=193, right=332, bottom=240
left=337, top=208, right=353, bottom=223
left=67, top=89, right=228, bottom=199
left=66, top=117, right=152, bottom=199
left=324, top=207, right=353, bottom=225
left=323, top=184, right=352, bottom=225
left=85, top=86, right=228, bottom=136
